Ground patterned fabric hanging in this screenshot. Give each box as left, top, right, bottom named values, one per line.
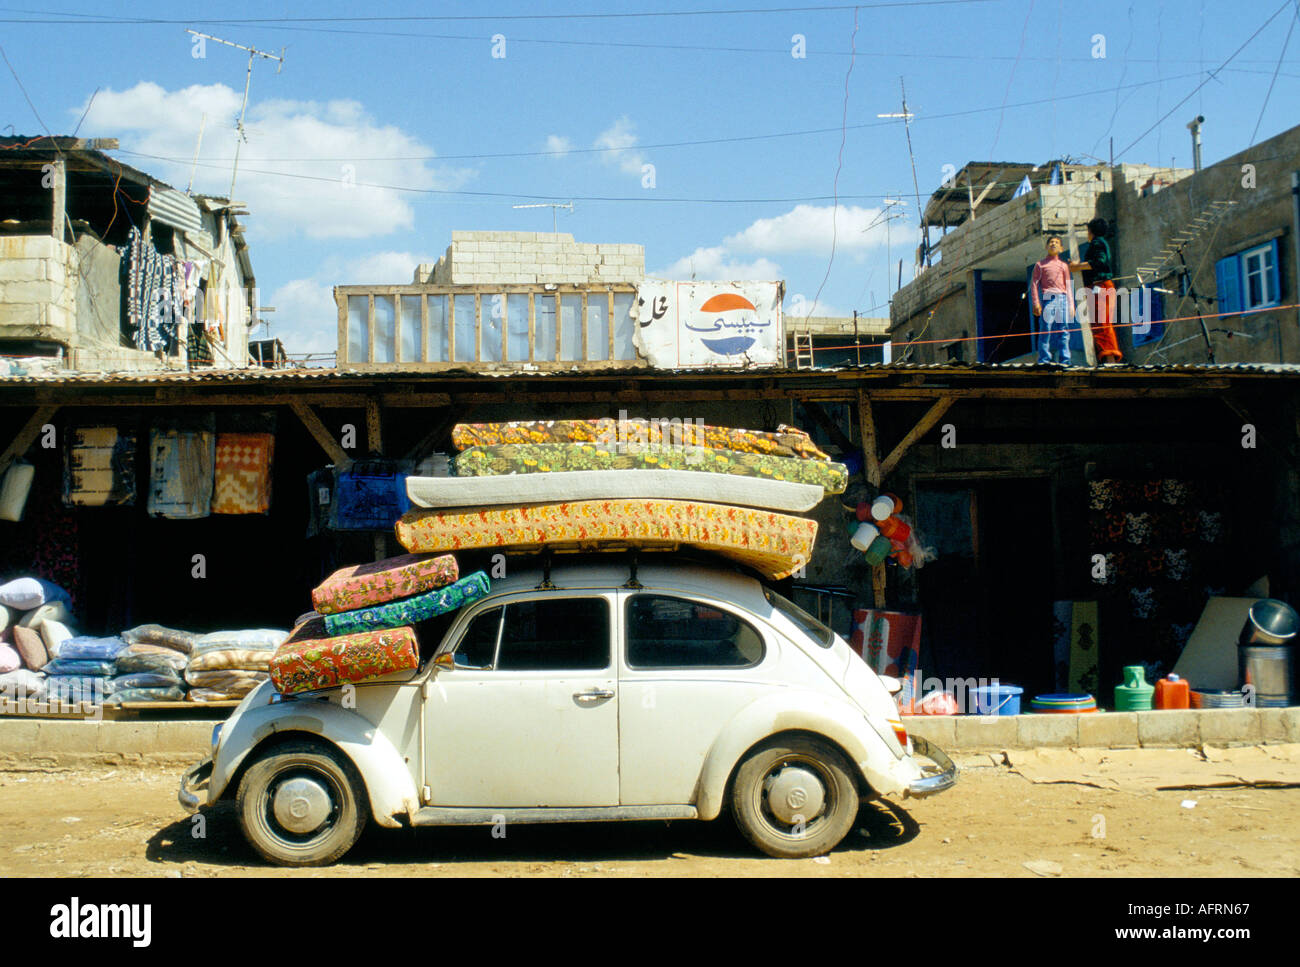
left=123, top=226, right=182, bottom=353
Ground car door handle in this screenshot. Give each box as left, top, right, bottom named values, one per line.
left=574, top=688, right=615, bottom=702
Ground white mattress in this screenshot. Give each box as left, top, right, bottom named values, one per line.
left=406, top=469, right=824, bottom=512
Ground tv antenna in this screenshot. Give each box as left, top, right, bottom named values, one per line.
left=878, top=77, right=927, bottom=268
left=185, top=30, right=284, bottom=199
left=512, top=201, right=573, bottom=232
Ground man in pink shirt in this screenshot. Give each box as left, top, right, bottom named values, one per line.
left=1031, top=236, right=1074, bottom=365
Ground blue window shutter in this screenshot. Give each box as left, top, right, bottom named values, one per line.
left=1215, top=255, right=1242, bottom=315
left=1267, top=238, right=1281, bottom=306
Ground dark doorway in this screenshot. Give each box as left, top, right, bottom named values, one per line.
left=914, top=478, right=1055, bottom=700
left=979, top=279, right=1034, bottom=363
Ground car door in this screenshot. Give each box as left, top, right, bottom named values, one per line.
left=617, top=590, right=777, bottom=806
left=423, top=592, right=619, bottom=807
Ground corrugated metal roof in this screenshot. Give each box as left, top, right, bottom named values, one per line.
left=3, top=360, right=1300, bottom=387
left=147, top=186, right=204, bottom=235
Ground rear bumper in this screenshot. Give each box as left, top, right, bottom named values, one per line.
left=178, top=757, right=213, bottom=814
left=904, top=735, right=957, bottom=798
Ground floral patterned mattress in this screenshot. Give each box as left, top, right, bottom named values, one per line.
left=395, top=498, right=817, bottom=581
left=454, top=443, right=847, bottom=494
left=323, top=572, right=491, bottom=637
left=452, top=419, right=831, bottom=461
left=311, top=553, right=459, bottom=616
left=269, top=622, right=420, bottom=695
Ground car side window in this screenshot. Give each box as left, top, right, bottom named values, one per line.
left=494, top=597, right=610, bottom=671
left=625, top=594, right=765, bottom=668
left=454, top=607, right=502, bottom=668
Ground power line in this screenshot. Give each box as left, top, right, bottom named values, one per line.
left=112, top=69, right=1212, bottom=168
left=0, top=1, right=1002, bottom=26
left=1115, top=0, right=1293, bottom=157
left=1248, top=0, right=1299, bottom=144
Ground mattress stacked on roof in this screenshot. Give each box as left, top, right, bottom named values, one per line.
left=269, top=553, right=489, bottom=695
left=397, top=418, right=842, bottom=580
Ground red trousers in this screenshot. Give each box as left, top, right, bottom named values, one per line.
left=1089, top=280, right=1123, bottom=361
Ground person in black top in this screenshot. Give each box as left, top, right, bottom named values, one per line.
left=1069, top=218, right=1124, bottom=364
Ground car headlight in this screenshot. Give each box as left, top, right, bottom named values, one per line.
left=210, top=723, right=222, bottom=753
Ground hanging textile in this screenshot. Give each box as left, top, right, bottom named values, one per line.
left=148, top=427, right=216, bottom=519
left=63, top=426, right=137, bottom=507
left=123, top=226, right=183, bottom=354
left=211, top=432, right=275, bottom=514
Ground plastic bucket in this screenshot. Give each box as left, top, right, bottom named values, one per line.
left=850, top=521, right=881, bottom=551
left=970, top=684, right=1023, bottom=716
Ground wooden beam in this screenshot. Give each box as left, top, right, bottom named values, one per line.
left=0, top=405, right=59, bottom=474
left=855, top=390, right=881, bottom=488
left=288, top=398, right=351, bottom=469
left=365, top=397, right=382, bottom=456
left=800, top=399, right=856, bottom=454
left=879, top=396, right=956, bottom=480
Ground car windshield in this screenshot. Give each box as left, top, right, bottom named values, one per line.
left=763, top=588, right=836, bottom=649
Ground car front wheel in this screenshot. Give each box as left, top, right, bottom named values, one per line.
left=731, top=736, right=860, bottom=859
left=236, top=741, right=368, bottom=867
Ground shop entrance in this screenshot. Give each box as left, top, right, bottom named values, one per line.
left=914, top=477, right=1056, bottom=702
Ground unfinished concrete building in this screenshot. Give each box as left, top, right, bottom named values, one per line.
left=0, top=135, right=257, bottom=374
left=891, top=123, right=1300, bottom=366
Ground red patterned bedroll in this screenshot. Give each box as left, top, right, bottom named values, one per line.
left=269, top=622, right=420, bottom=695
left=310, top=553, right=458, bottom=615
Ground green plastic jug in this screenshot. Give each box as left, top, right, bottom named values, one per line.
left=1114, top=665, right=1155, bottom=711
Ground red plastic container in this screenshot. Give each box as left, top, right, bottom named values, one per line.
left=1155, top=673, right=1190, bottom=709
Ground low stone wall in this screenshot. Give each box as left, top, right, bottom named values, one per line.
left=906, top=707, right=1300, bottom=751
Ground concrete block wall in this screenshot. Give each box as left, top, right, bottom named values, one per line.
left=0, top=234, right=78, bottom=338
left=419, top=231, right=645, bottom=286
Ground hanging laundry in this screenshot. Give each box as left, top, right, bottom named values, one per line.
left=123, top=226, right=183, bottom=354
left=64, top=427, right=137, bottom=507
left=148, top=426, right=215, bottom=518
left=212, top=432, right=275, bottom=514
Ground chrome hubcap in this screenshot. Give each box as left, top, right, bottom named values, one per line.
left=766, top=765, right=825, bottom=825
left=272, top=776, right=333, bottom=834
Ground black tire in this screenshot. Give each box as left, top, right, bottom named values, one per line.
left=730, top=735, right=860, bottom=859
left=236, top=740, right=368, bottom=867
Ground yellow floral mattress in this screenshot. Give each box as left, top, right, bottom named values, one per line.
left=394, top=498, right=816, bottom=581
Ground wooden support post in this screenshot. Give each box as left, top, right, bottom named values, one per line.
left=366, top=397, right=383, bottom=456
left=288, top=398, right=351, bottom=469
left=855, top=391, right=886, bottom=608
left=879, top=395, right=955, bottom=479
left=0, top=405, right=59, bottom=474
left=50, top=158, right=66, bottom=241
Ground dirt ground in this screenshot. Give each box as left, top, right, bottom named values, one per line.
left=2, top=754, right=1297, bottom=877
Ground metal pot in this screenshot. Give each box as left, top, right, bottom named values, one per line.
left=1238, top=598, right=1299, bottom=647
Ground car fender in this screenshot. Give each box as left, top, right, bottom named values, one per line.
left=694, top=690, right=916, bottom=820
left=209, top=700, right=419, bottom=828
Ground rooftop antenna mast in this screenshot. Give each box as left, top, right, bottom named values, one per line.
left=185, top=30, right=284, bottom=199
left=512, top=201, right=573, bottom=232
left=878, top=77, right=927, bottom=268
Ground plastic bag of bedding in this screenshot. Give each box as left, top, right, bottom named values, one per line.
left=114, top=649, right=188, bottom=674
left=106, top=686, right=186, bottom=705
left=46, top=675, right=113, bottom=704
left=187, top=687, right=252, bottom=703
left=57, top=636, right=127, bottom=661
left=0, top=668, right=46, bottom=703
left=186, top=648, right=275, bottom=673
left=110, top=670, right=181, bottom=690
left=183, top=668, right=267, bottom=691
left=42, top=658, right=116, bottom=677
left=120, top=624, right=197, bottom=654
left=191, top=629, right=288, bottom=657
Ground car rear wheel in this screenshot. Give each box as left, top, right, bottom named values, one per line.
left=730, top=736, right=859, bottom=859
left=236, top=741, right=368, bottom=867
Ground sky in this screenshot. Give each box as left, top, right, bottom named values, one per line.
left=3, top=0, right=1298, bottom=356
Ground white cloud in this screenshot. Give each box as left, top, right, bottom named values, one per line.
left=594, top=116, right=645, bottom=176
left=74, top=82, right=472, bottom=240
left=544, top=134, right=574, bottom=157
left=650, top=246, right=783, bottom=281
left=266, top=250, right=433, bottom=356
left=785, top=293, right=850, bottom=320
left=724, top=204, right=899, bottom=255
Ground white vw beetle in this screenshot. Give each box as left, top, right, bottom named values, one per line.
left=180, top=558, right=955, bottom=865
